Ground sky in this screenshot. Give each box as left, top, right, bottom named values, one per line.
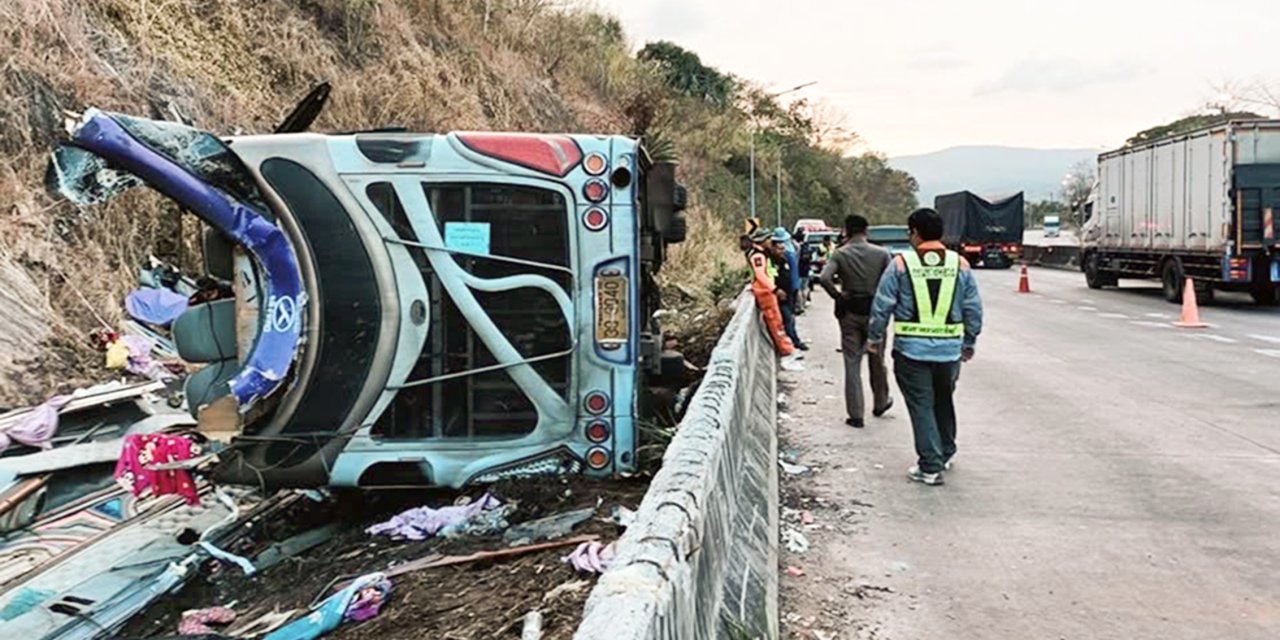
left=593, top=0, right=1280, bottom=157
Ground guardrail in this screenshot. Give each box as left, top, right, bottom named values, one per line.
left=575, top=293, right=779, bottom=640
left=1023, top=243, right=1081, bottom=270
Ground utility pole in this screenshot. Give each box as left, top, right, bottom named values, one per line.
left=749, top=81, right=816, bottom=224
left=776, top=155, right=783, bottom=228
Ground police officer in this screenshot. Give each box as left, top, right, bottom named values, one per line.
left=867, top=208, right=983, bottom=486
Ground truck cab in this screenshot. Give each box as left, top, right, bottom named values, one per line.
left=49, top=110, right=687, bottom=488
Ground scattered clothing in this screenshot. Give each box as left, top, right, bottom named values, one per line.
left=563, top=540, right=615, bottom=574
left=366, top=494, right=503, bottom=541
left=105, top=335, right=175, bottom=382
left=344, top=579, right=392, bottom=623
left=0, top=395, right=71, bottom=453
left=114, top=433, right=203, bottom=505
left=264, top=573, right=391, bottom=640
left=198, top=540, right=257, bottom=576
left=126, top=287, right=190, bottom=327
left=179, top=607, right=237, bottom=635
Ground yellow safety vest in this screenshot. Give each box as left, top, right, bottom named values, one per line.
left=897, top=250, right=964, bottom=339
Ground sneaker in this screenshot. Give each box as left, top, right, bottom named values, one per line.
left=845, top=418, right=865, bottom=429
left=907, top=465, right=944, bottom=486
left=796, top=342, right=810, bottom=351
left=944, top=456, right=954, bottom=471
left=872, top=397, right=894, bottom=418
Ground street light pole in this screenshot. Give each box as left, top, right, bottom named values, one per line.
left=749, top=81, right=816, bottom=227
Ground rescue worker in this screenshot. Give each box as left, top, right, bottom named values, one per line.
left=742, top=229, right=796, bottom=358
left=867, top=208, right=983, bottom=486
left=771, top=227, right=808, bottom=351
left=818, top=214, right=893, bottom=429
left=794, top=228, right=812, bottom=314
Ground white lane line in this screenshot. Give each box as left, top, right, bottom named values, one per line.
left=1130, top=321, right=1172, bottom=329
left=1145, top=313, right=1171, bottom=319
left=1049, top=299, right=1067, bottom=304
left=1080, top=299, right=1096, bottom=304
left=1249, top=334, right=1280, bottom=345
left=1254, top=349, right=1280, bottom=358
left=1077, top=306, right=1098, bottom=312
left=1099, top=313, right=1130, bottom=319
left=1192, top=334, right=1238, bottom=344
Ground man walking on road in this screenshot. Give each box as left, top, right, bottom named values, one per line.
left=818, top=214, right=893, bottom=429
left=868, top=208, right=983, bottom=486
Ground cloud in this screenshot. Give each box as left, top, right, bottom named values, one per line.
left=638, top=0, right=711, bottom=40
left=907, top=45, right=971, bottom=71
left=976, top=57, right=1149, bottom=96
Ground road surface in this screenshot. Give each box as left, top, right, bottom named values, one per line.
left=778, top=266, right=1280, bottom=639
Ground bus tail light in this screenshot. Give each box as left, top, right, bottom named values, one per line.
left=583, top=179, right=609, bottom=203
left=586, top=420, right=611, bottom=443
left=456, top=132, right=582, bottom=177
left=586, top=447, right=611, bottom=469
left=584, top=207, right=609, bottom=231
left=585, top=391, right=610, bottom=415
left=583, top=152, right=608, bottom=176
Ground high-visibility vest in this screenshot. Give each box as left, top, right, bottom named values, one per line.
left=896, top=250, right=964, bottom=339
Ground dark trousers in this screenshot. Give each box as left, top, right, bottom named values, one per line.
left=780, top=294, right=802, bottom=346
left=838, top=314, right=889, bottom=421
left=893, top=353, right=961, bottom=474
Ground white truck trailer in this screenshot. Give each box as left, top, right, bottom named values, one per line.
left=1081, top=120, right=1280, bottom=304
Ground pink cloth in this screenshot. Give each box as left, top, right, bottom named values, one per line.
left=115, top=433, right=202, bottom=505
left=0, top=395, right=71, bottom=453
left=178, top=606, right=236, bottom=635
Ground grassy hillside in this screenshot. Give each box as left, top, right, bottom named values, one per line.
left=0, top=0, right=914, bottom=405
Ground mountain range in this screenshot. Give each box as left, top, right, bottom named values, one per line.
left=890, top=146, right=1101, bottom=205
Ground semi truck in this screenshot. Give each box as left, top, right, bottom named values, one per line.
left=1080, top=120, right=1280, bottom=304
left=934, top=191, right=1025, bottom=268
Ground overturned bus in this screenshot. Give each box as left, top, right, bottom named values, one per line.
left=47, top=102, right=687, bottom=489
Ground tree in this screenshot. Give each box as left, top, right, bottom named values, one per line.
left=1060, top=160, right=1095, bottom=225
left=637, top=41, right=737, bottom=108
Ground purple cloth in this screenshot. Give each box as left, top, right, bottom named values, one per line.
left=122, top=335, right=174, bottom=382
left=125, top=288, right=189, bottom=326
left=344, top=577, right=392, bottom=623
left=0, top=395, right=72, bottom=453
left=365, top=494, right=502, bottom=541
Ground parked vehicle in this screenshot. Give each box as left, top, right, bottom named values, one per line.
left=48, top=103, right=688, bottom=489
left=934, top=191, right=1025, bottom=268
left=1080, top=119, right=1280, bottom=304
left=1044, top=215, right=1061, bottom=238
left=868, top=225, right=912, bottom=255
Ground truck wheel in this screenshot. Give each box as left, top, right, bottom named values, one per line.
left=1160, top=259, right=1184, bottom=303
left=1084, top=253, right=1116, bottom=289
left=1250, top=285, right=1279, bottom=305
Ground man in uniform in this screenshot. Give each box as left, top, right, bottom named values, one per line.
left=741, top=224, right=795, bottom=358
left=771, top=227, right=808, bottom=351
left=818, top=214, right=893, bottom=429
left=868, top=208, right=983, bottom=486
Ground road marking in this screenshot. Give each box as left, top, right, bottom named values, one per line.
left=1049, top=299, right=1067, bottom=304
left=1099, top=313, right=1130, bottom=319
left=1080, top=299, right=1096, bottom=304
left=1130, top=321, right=1172, bottom=329
left=1248, top=334, right=1280, bottom=345
left=1254, top=349, right=1280, bottom=358
left=1076, top=306, right=1098, bottom=312
left=1145, top=313, right=1171, bottom=319
left=1193, top=334, right=1238, bottom=344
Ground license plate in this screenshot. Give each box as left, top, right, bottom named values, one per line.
left=594, top=274, right=629, bottom=347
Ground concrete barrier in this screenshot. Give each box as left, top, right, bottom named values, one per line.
left=575, top=293, right=778, bottom=640
left=1023, top=243, right=1081, bottom=270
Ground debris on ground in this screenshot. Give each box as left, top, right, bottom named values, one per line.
left=503, top=505, right=596, bottom=545
left=780, top=459, right=812, bottom=475
left=365, top=494, right=505, bottom=541
left=784, top=566, right=806, bottom=578
left=562, top=540, right=616, bottom=574
left=783, top=527, right=811, bottom=554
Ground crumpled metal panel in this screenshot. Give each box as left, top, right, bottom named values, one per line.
left=49, top=110, right=305, bottom=410
left=574, top=292, right=779, bottom=640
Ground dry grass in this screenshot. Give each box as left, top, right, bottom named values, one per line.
left=0, top=0, right=737, bottom=405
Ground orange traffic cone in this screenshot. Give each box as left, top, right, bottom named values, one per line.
left=1017, top=266, right=1031, bottom=294
left=1173, top=278, right=1208, bottom=328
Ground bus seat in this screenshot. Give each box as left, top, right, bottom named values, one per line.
left=172, top=299, right=238, bottom=363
